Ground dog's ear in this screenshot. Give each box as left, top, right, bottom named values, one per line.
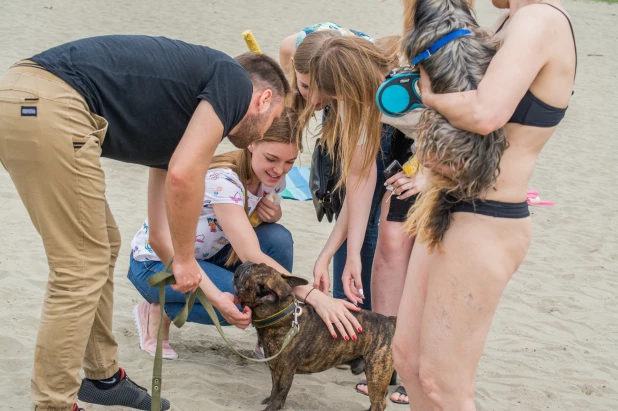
left=256, top=285, right=279, bottom=305
left=282, top=275, right=309, bottom=288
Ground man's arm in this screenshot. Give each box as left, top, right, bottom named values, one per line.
left=147, top=168, right=174, bottom=263
left=166, top=99, right=223, bottom=293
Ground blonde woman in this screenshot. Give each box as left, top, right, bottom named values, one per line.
left=286, top=30, right=425, bottom=403
left=128, top=108, right=363, bottom=360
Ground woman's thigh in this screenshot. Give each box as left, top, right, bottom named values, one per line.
left=418, top=214, right=532, bottom=388
left=196, top=259, right=235, bottom=295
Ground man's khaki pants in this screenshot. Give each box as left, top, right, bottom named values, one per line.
left=0, top=63, right=120, bottom=411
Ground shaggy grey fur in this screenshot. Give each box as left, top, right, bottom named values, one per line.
left=402, top=0, right=508, bottom=246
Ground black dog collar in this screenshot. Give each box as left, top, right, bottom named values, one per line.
left=253, top=299, right=298, bottom=329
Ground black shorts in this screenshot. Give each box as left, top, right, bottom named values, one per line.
left=384, top=128, right=417, bottom=223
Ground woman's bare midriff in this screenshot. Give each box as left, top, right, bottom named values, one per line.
left=485, top=123, right=555, bottom=203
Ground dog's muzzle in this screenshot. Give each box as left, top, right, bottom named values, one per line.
left=233, top=261, right=254, bottom=295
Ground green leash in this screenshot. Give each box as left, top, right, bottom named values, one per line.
left=146, top=258, right=301, bottom=411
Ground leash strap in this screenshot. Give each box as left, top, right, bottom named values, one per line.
left=146, top=258, right=300, bottom=411
left=411, top=29, right=472, bottom=66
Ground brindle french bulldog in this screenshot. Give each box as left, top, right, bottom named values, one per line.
left=233, top=261, right=397, bottom=411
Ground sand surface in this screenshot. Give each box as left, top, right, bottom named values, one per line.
left=0, top=0, right=617, bottom=410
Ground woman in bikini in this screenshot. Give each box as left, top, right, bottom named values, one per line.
left=128, top=108, right=363, bottom=359
left=392, top=0, right=577, bottom=409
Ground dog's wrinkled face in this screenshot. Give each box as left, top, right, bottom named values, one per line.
left=233, top=262, right=308, bottom=310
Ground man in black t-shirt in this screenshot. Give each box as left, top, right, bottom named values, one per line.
left=0, top=35, right=289, bottom=411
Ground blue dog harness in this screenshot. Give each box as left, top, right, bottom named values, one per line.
left=411, top=29, right=472, bottom=66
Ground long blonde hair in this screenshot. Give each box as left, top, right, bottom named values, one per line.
left=287, top=30, right=342, bottom=115
left=210, top=107, right=301, bottom=266
left=296, top=35, right=394, bottom=189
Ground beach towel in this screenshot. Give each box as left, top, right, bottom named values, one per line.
left=282, top=166, right=312, bottom=201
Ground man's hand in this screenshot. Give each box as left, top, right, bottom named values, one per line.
left=255, top=196, right=282, bottom=223
left=170, top=258, right=202, bottom=293
left=213, top=292, right=252, bottom=329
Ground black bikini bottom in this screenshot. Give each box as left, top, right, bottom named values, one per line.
left=451, top=199, right=530, bottom=219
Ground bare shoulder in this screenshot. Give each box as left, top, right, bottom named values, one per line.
left=279, top=33, right=299, bottom=64
left=510, top=3, right=571, bottom=32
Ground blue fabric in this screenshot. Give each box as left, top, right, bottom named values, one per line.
left=281, top=166, right=312, bottom=201
left=411, top=29, right=472, bottom=66
left=127, top=223, right=294, bottom=325
left=332, top=125, right=394, bottom=311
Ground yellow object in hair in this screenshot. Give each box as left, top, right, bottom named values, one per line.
left=242, top=30, right=263, bottom=54
left=403, top=157, right=419, bottom=177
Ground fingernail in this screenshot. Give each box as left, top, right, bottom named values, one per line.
left=344, top=336, right=349, bottom=341
left=397, top=196, right=401, bottom=200
left=352, top=335, right=357, bottom=341
left=333, top=334, right=337, bottom=339
left=358, top=327, right=363, bottom=333
left=383, top=182, right=387, bottom=186
left=359, top=289, right=364, bottom=296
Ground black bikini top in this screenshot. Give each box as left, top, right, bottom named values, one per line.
left=495, top=3, right=577, bottom=128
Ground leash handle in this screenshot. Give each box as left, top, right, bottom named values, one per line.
left=149, top=258, right=174, bottom=411
left=147, top=258, right=300, bottom=410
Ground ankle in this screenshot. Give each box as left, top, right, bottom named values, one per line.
left=149, top=303, right=171, bottom=339
left=86, top=368, right=124, bottom=390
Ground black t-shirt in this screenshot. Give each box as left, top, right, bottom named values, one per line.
left=31, top=35, right=253, bottom=168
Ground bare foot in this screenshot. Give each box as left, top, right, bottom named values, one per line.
left=355, top=374, right=368, bottom=395
left=390, top=386, right=409, bottom=404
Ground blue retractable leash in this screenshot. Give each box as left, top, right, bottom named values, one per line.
left=376, top=29, right=472, bottom=118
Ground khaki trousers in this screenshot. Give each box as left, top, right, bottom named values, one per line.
left=0, top=62, right=119, bottom=411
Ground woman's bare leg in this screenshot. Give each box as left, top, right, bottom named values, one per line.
left=356, top=193, right=415, bottom=397
left=392, top=239, right=432, bottom=409
left=394, top=214, right=531, bottom=410
left=372, top=193, right=415, bottom=317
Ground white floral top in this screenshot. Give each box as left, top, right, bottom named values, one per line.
left=131, top=168, right=285, bottom=262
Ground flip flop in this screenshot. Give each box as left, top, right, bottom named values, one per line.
left=355, top=378, right=368, bottom=397
left=356, top=370, right=397, bottom=397
left=526, top=190, right=555, bottom=207
left=390, top=385, right=409, bottom=405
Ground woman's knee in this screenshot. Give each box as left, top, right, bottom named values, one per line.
left=376, top=221, right=412, bottom=261
left=256, top=223, right=294, bottom=269
left=417, top=359, right=475, bottom=409
left=392, top=332, right=419, bottom=380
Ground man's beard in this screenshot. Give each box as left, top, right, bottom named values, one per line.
left=228, top=112, right=269, bottom=149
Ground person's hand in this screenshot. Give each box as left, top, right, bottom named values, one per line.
left=342, top=255, right=364, bottom=305
left=255, top=196, right=282, bottom=223
left=213, top=292, right=252, bottom=329
left=313, top=254, right=332, bottom=294
left=418, top=66, right=434, bottom=108
left=385, top=169, right=427, bottom=200
left=170, top=258, right=202, bottom=293
left=305, top=290, right=362, bottom=341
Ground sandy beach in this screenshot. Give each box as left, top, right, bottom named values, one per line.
left=1, top=0, right=617, bottom=409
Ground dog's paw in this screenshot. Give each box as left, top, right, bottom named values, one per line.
left=261, top=396, right=272, bottom=405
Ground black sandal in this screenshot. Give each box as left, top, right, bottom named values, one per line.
left=355, top=378, right=368, bottom=397
left=390, top=385, right=409, bottom=405
left=356, top=370, right=398, bottom=397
